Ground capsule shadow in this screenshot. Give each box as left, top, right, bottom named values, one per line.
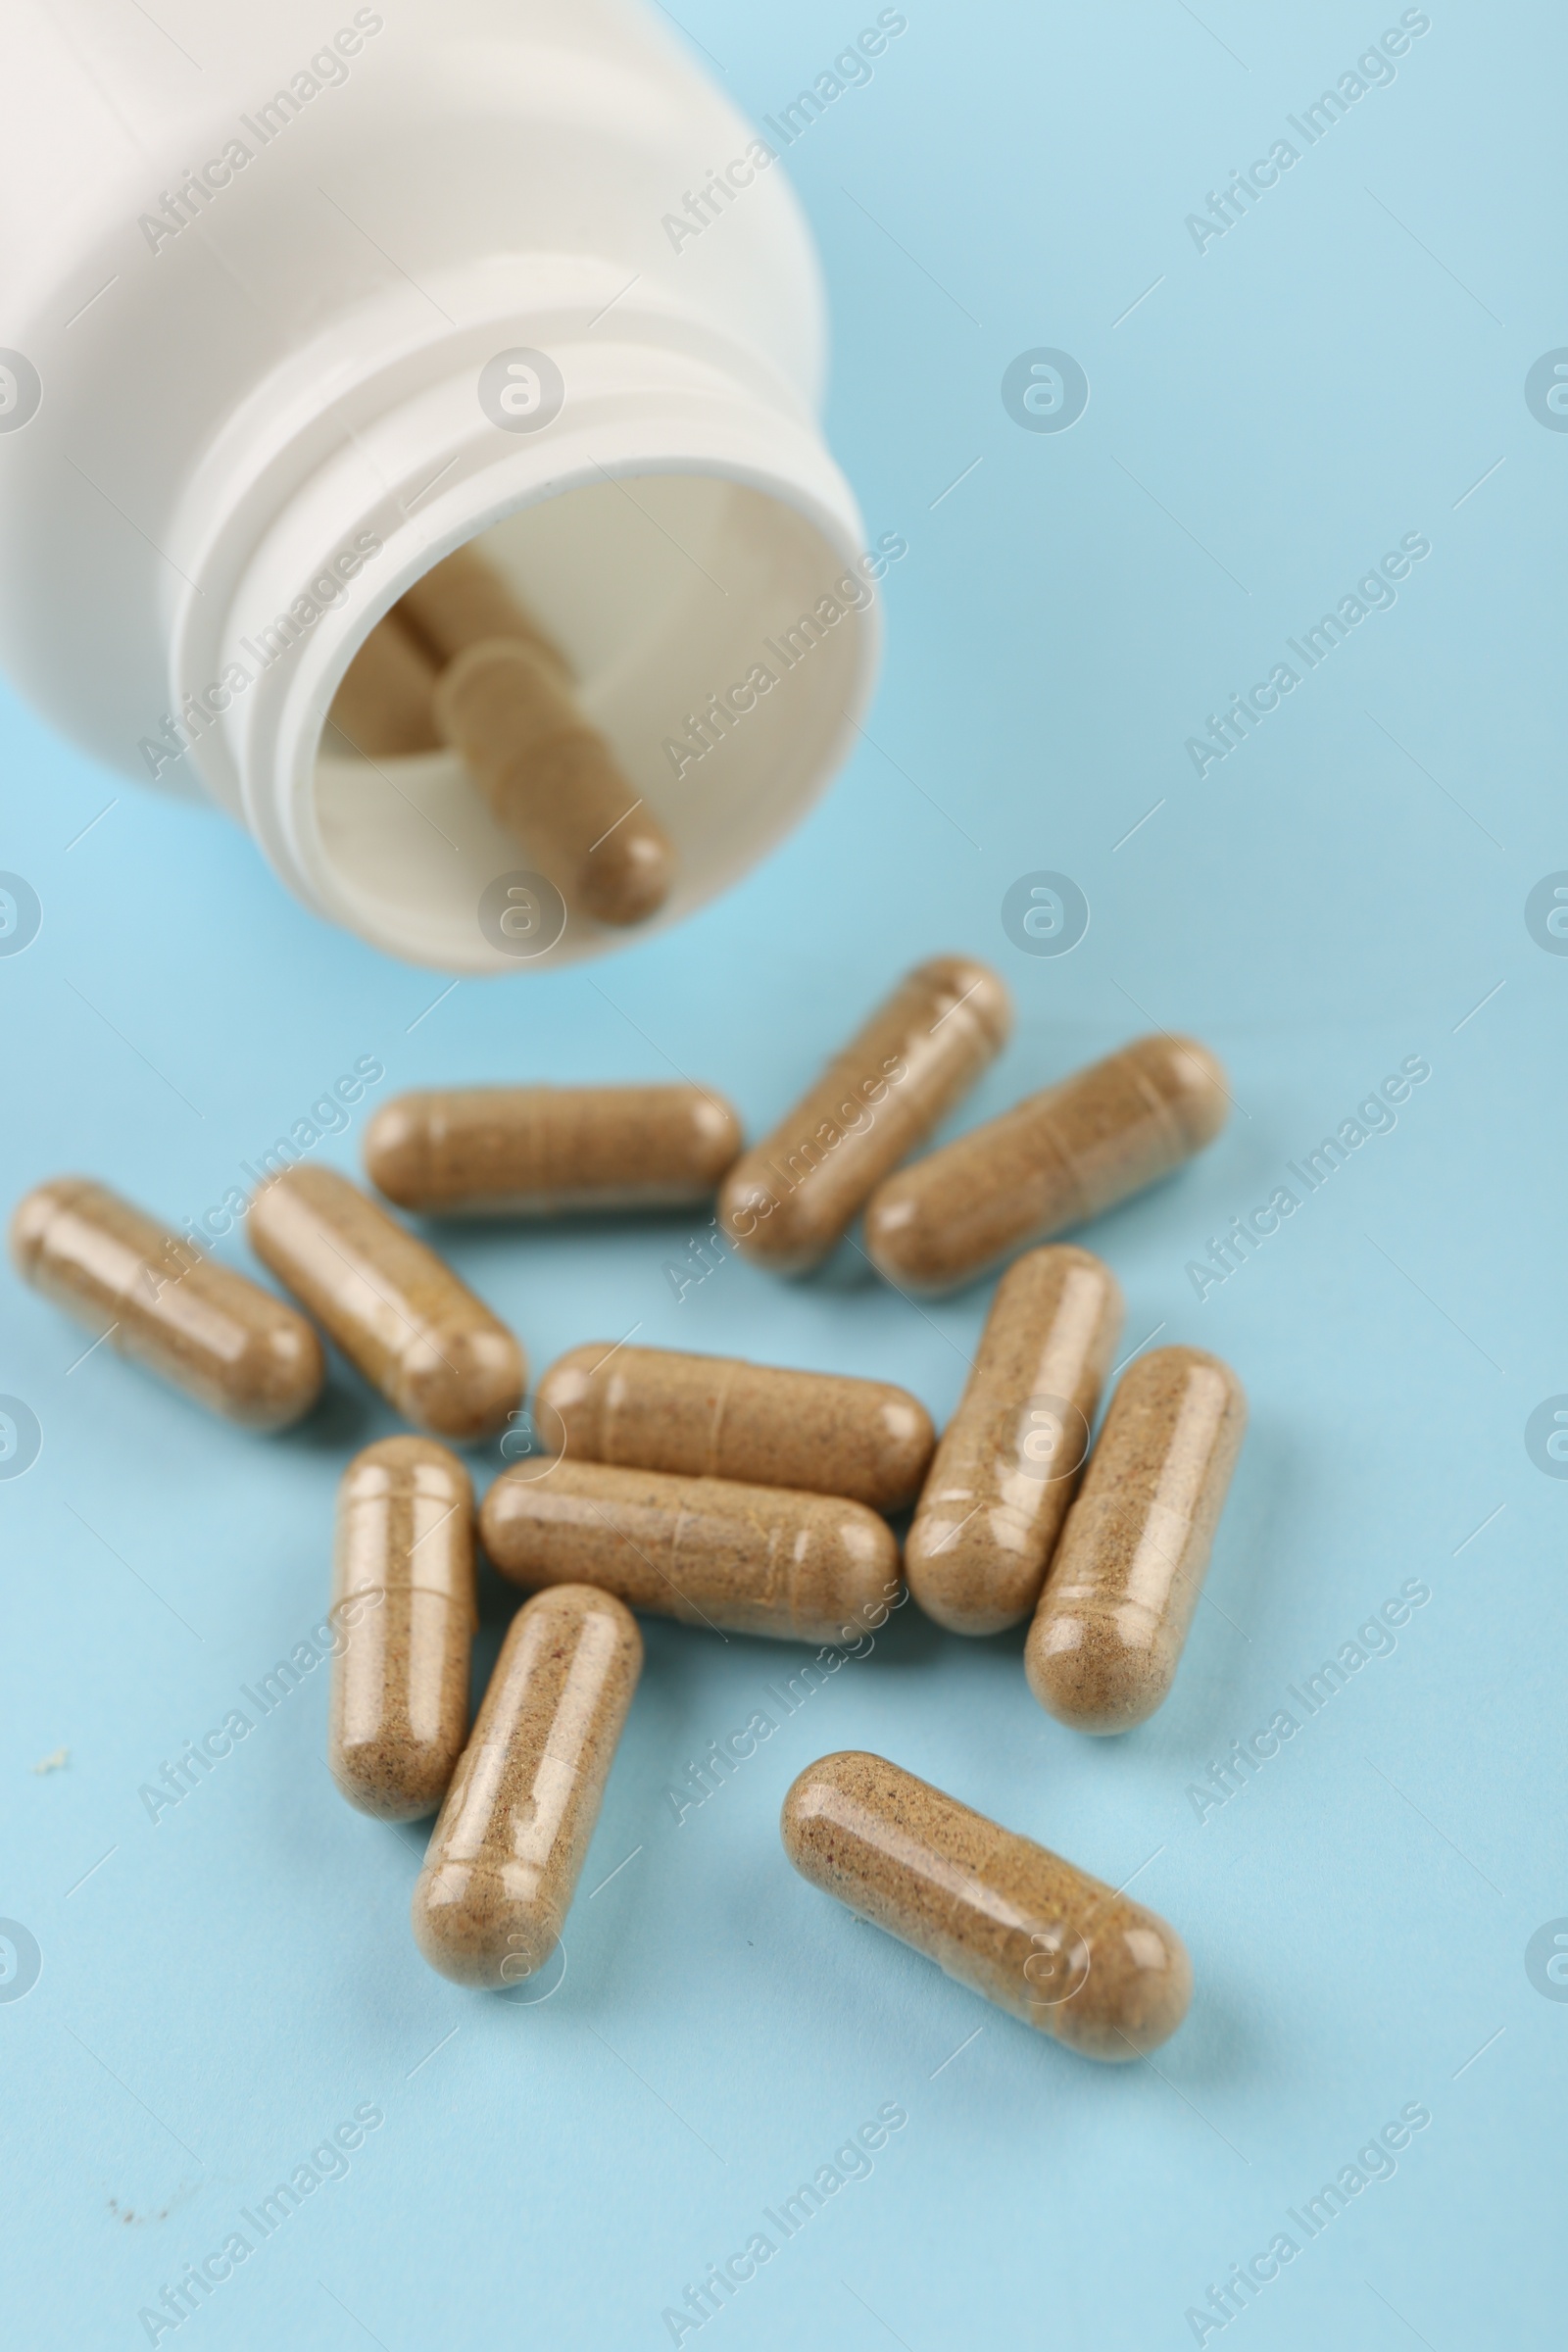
left=270, top=1364, right=384, bottom=1453
left=1132, top=1962, right=1263, bottom=2098
left=796, top=1225, right=883, bottom=1293
left=469, top=1550, right=522, bottom=1701
left=1148, top=1409, right=1287, bottom=1769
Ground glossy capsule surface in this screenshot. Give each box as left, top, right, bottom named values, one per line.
left=865, top=1033, right=1229, bottom=1293
left=412, top=1584, right=641, bottom=1988
left=536, top=1342, right=935, bottom=1513
left=1026, top=1346, right=1247, bottom=1733
left=399, top=545, right=674, bottom=928
left=781, top=1751, right=1192, bottom=2058
left=9, top=1176, right=323, bottom=1430
left=905, top=1247, right=1122, bottom=1636
left=364, top=1085, right=741, bottom=1217
left=717, top=955, right=1011, bottom=1274
left=247, top=1164, right=524, bottom=1441
left=328, top=1439, right=476, bottom=1821
left=433, top=640, right=675, bottom=928
left=480, top=1459, right=901, bottom=1643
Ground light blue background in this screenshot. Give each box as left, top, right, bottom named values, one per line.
left=2, top=3, right=1563, bottom=2346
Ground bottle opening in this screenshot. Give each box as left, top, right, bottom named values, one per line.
left=307, top=474, right=877, bottom=971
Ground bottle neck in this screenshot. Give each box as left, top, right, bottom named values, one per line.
left=171, top=271, right=876, bottom=971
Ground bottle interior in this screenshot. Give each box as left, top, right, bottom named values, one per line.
left=310, top=476, right=874, bottom=970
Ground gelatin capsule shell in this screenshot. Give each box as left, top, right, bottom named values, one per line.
left=364, top=1084, right=741, bottom=1216
left=864, top=1034, right=1230, bottom=1294
left=905, top=1246, right=1122, bottom=1634
left=717, top=954, right=1011, bottom=1273
left=479, top=1457, right=903, bottom=1645
left=247, top=1162, right=525, bottom=1441
left=411, top=1584, right=642, bottom=1988
left=9, top=1175, right=323, bottom=1430
left=781, top=1751, right=1192, bottom=2058
left=535, top=1341, right=935, bottom=1511
left=1026, top=1346, right=1247, bottom=1733
left=329, top=1437, right=477, bottom=1821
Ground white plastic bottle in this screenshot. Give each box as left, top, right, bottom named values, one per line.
left=0, top=0, right=887, bottom=969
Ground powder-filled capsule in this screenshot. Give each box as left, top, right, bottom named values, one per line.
left=1025, top=1346, right=1247, bottom=1733
left=399, top=544, right=673, bottom=927
left=717, top=955, right=1011, bottom=1275
left=433, top=641, right=674, bottom=928
left=480, top=1459, right=901, bottom=1643
left=781, top=1751, right=1192, bottom=2058
left=537, top=1342, right=935, bottom=1513
left=328, top=1438, right=476, bottom=1821
left=412, top=1584, right=641, bottom=1989
left=325, top=612, right=442, bottom=759
left=905, top=1247, right=1122, bottom=1636
left=364, top=1085, right=741, bottom=1217
left=865, top=1033, right=1229, bottom=1294
left=9, top=1176, right=322, bottom=1430
left=247, top=1164, right=524, bottom=1442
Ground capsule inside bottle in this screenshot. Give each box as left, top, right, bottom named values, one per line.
left=865, top=1033, right=1229, bottom=1293
left=1026, top=1346, right=1247, bottom=1733
left=364, top=1084, right=741, bottom=1217
left=412, top=1583, right=642, bottom=1989
left=9, top=1175, right=323, bottom=1430
left=905, top=1247, right=1122, bottom=1635
left=331, top=543, right=675, bottom=927
left=433, top=641, right=675, bottom=928
left=479, top=1458, right=902, bottom=1643
left=717, top=955, right=1011, bottom=1274
left=405, top=543, right=669, bottom=928
left=781, top=1751, right=1192, bottom=2058
left=247, top=1163, right=524, bottom=1442
left=328, top=1438, right=476, bottom=1821
left=536, top=1342, right=936, bottom=1513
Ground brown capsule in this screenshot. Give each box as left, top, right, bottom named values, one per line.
left=412, top=1583, right=641, bottom=1989
left=717, top=955, right=1012, bottom=1275
left=865, top=1033, right=1230, bottom=1294
left=8, top=1176, right=322, bottom=1431
left=324, top=612, right=442, bottom=759
left=480, top=1459, right=902, bottom=1644
left=396, top=543, right=570, bottom=676
left=246, top=1164, right=524, bottom=1442
left=364, top=1084, right=741, bottom=1217
left=328, top=1438, right=476, bottom=1820
left=1026, top=1346, right=1247, bottom=1733
left=781, top=1751, right=1192, bottom=2059
left=433, top=640, right=674, bottom=929
left=537, top=1342, right=935, bottom=1513
left=399, top=544, right=671, bottom=926
left=905, top=1247, right=1123, bottom=1636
